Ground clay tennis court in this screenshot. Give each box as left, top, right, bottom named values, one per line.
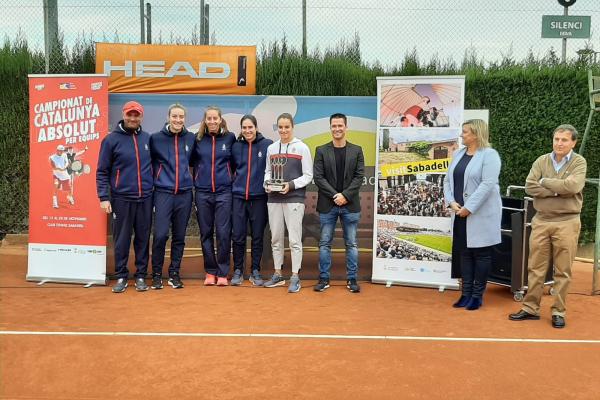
left=1, top=244, right=599, bottom=400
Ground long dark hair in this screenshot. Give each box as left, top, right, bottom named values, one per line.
left=240, top=114, right=258, bottom=128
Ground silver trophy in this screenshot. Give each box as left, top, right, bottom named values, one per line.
left=267, top=156, right=287, bottom=192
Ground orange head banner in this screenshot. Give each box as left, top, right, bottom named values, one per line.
left=95, top=43, right=256, bottom=94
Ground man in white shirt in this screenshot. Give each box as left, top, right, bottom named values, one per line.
left=49, top=144, right=73, bottom=208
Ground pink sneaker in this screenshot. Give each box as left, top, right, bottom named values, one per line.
left=216, top=277, right=229, bottom=286
left=204, top=273, right=216, bottom=286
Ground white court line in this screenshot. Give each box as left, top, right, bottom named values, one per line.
left=1, top=330, right=600, bottom=344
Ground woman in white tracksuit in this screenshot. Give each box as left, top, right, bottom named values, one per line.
left=262, top=113, right=313, bottom=293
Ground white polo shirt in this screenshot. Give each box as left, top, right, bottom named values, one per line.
left=50, top=153, right=70, bottom=180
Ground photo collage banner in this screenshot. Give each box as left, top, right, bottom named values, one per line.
left=372, top=76, right=465, bottom=289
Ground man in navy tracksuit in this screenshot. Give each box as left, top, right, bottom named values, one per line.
left=230, top=115, right=273, bottom=286
left=149, top=104, right=196, bottom=290
left=96, top=101, right=154, bottom=293
left=192, top=106, right=236, bottom=286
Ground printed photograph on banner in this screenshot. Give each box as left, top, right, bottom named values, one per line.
left=378, top=173, right=448, bottom=218
left=49, top=144, right=92, bottom=210
left=379, top=83, right=462, bottom=128
left=375, top=216, right=451, bottom=262
left=378, top=128, right=459, bottom=166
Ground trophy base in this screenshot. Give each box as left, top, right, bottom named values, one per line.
left=267, top=182, right=285, bottom=192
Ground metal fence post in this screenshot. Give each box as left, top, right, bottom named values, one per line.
left=43, top=0, right=58, bottom=73
left=200, top=0, right=205, bottom=44
left=140, top=0, right=145, bottom=44
left=302, top=0, right=307, bottom=57
left=593, top=175, right=600, bottom=295
left=561, top=5, right=568, bottom=63
left=205, top=4, right=210, bottom=44
left=146, top=2, right=152, bottom=44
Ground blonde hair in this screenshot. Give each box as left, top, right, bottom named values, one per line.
left=167, top=103, right=186, bottom=118
left=197, top=105, right=229, bottom=140
left=463, top=119, right=491, bottom=148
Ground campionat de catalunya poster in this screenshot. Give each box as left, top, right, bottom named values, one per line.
left=27, top=74, right=108, bottom=284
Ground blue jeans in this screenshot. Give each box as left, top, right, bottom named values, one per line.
left=318, top=207, right=360, bottom=280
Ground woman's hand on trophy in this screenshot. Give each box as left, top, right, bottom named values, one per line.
left=281, top=183, right=290, bottom=194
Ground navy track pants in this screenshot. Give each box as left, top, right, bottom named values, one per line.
left=195, top=190, right=232, bottom=277
left=111, top=196, right=153, bottom=279
left=231, top=196, right=268, bottom=273
left=151, top=190, right=193, bottom=277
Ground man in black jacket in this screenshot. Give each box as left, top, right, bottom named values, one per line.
left=313, top=113, right=365, bottom=292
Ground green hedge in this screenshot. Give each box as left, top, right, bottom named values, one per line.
left=0, top=38, right=598, bottom=242
left=466, top=65, right=599, bottom=242
left=0, top=40, right=42, bottom=235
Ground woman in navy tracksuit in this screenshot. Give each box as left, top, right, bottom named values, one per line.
left=96, top=101, right=154, bottom=293
left=192, top=106, right=236, bottom=286
left=149, top=104, right=196, bottom=290
left=230, top=115, right=273, bottom=286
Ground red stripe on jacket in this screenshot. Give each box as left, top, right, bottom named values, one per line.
left=132, top=134, right=142, bottom=197
left=211, top=136, right=216, bottom=192
left=174, top=134, right=179, bottom=194
left=245, top=141, right=252, bottom=200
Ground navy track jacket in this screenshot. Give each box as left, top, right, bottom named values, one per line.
left=192, top=129, right=236, bottom=193
left=231, top=132, right=273, bottom=200
left=150, top=124, right=196, bottom=194
left=96, top=120, right=153, bottom=201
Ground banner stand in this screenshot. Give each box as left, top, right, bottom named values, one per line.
left=31, top=277, right=105, bottom=287
left=27, top=74, right=109, bottom=286
left=374, top=279, right=457, bottom=291
left=372, top=75, right=466, bottom=290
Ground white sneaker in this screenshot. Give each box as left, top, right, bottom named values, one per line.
left=52, top=196, right=59, bottom=208
left=67, top=195, right=75, bottom=205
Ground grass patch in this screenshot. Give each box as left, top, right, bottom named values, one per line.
left=397, top=234, right=452, bottom=254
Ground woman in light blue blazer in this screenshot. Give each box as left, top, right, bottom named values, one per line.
left=444, top=119, right=502, bottom=310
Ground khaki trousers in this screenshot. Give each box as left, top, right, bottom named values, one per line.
left=522, top=215, right=581, bottom=317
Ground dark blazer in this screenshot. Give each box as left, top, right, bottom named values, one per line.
left=314, top=141, right=365, bottom=213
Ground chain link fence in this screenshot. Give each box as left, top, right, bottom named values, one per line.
left=1, top=1, right=599, bottom=236
left=2, top=0, right=600, bottom=70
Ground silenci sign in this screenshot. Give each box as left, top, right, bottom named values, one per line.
left=95, top=43, right=256, bottom=94
left=541, top=15, right=591, bottom=39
